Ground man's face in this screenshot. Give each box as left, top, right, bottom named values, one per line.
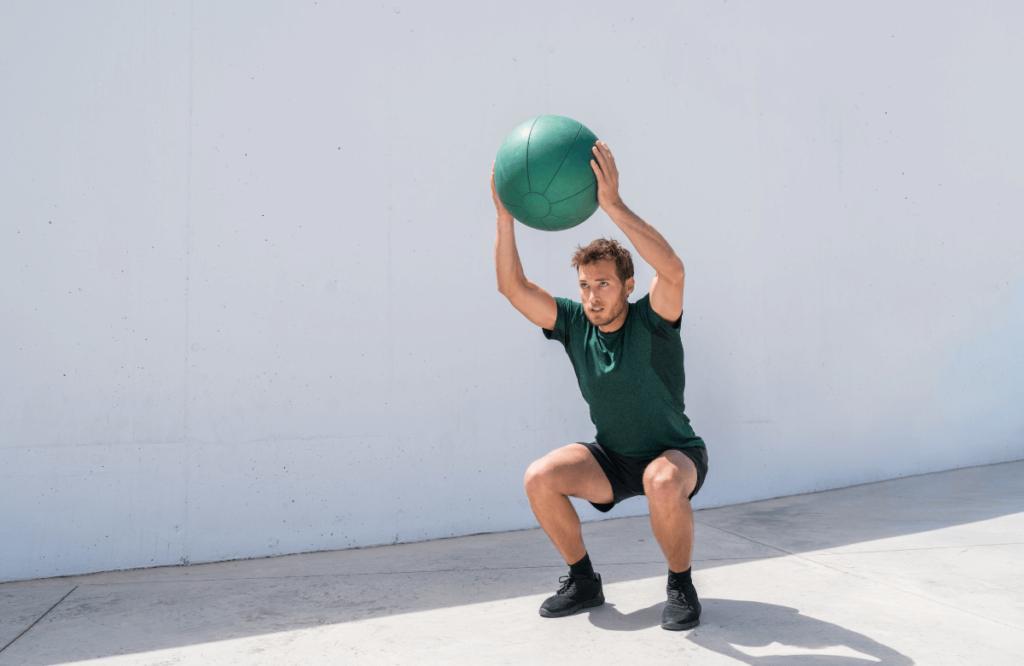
left=577, top=259, right=635, bottom=329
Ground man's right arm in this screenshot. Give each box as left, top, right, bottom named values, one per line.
left=492, top=167, right=557, bottom=330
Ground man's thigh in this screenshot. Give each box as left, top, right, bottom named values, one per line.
left=528, top=443, right=615, bottom=505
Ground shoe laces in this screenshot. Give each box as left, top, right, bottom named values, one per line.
left=557, top=575, right=577, bottom=596
left=667, top=585, right=692, bottom=607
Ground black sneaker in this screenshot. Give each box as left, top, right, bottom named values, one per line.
left=661, top=580, right=701, bottom=630
left=539, top=572, right=605, bottom=618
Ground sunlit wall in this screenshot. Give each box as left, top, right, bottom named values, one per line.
left=2, top=0, right=1022, bottom=582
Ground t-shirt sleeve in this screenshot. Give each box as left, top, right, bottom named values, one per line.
left=635, top=293, right=682, bottom=334
left=542, top=297, right=584, bottom=347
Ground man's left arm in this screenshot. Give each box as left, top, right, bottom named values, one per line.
left=590, top=141, right=684, bottom=323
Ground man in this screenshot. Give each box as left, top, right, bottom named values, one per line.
left=491, top=140, right=708, bottom=631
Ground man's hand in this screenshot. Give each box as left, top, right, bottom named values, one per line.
left=491, top=163, right=514, bottom=222
left=590, top=141, right=625, bottom=212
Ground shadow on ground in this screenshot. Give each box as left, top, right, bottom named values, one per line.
left=688, top=600, right=914, bottom=665
left=585, top=599, right=913, bottom=665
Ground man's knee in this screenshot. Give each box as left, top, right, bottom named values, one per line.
left=644, top=459, right=694, bottom=504
left=524, top=458, right=554, bottom=497
left=525, top=446, right=588, bottom=498
left=644, top=467, right=683, bottom=503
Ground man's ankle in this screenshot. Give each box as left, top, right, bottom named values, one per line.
left=668, top=567, right=692, bottom=588
left=569, top=552, right=594, bottom=579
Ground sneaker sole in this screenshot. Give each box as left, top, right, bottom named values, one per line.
left=661, top=618, right=700, bottom=631
left=538, top=595, right=605, bottom=618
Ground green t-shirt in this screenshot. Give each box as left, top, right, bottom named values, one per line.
left=543, top=294, right=705, bottom=458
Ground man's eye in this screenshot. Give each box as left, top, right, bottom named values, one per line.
left=600, top=282, right=608, bottom=287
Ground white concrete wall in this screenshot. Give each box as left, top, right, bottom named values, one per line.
left=2, top=0, right=1022, bottom=583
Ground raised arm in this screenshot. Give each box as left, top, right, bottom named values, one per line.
left=590, top=142, right=685, bottom=323
left=492, top=165, right=557, bottom=330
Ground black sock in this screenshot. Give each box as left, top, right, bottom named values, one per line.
left=569, top=552, right=594, bottom=579
left=668, top=567, right=692, bottom=588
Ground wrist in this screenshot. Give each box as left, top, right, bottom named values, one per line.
left=603, top=198, right=627, bottom=215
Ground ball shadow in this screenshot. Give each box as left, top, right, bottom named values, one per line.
left=686, top=599, right=914, bottom=665
left=584, top=598, right=912, bottom=665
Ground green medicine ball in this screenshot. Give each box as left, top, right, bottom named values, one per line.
left=494, top=115, right=600, bottom=231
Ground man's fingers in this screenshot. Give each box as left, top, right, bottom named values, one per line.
left=593, top=142, right=617, bottom=173
left=594, top=143, right=619, bottom=183
left=598, top=142, right=617, bottom=169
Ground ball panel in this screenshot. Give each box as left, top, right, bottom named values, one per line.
left=497, top=179, right=524, bottom=206
left=541, top=215, right=584, bottom=232
left=548, top=178, right=597, bottom=204
left=548, top=180, right=599, bottom=221
left=545, top=124, right=599, bottom=204
left=526, top=115, right=582, bottom=194
left=495, top=163, right=527, bottom=206
left=495, top=117, right=536, bottom=197
left=495, top=159, right=526, bottom=223
left=501, top=200, right=528, bottom=221
left=521, top=192, right=551, bottom=218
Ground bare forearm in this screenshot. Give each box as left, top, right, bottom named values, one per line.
left=493, top=213, right=558, bottom=328
left=605, top=202, right=684, bottom=278
left=495, top=214, right=526, bottom=293
left=490, top=166, right=558, bottom=328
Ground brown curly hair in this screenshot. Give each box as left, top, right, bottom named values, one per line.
left=571, top=238, right=634, bottom=283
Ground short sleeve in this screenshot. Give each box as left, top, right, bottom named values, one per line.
left=542, top=297, right=584, bottom=347
left=635, top=294, right=682, bottom=334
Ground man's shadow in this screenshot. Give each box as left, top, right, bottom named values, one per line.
left=584, top=598, right=913, bottom=665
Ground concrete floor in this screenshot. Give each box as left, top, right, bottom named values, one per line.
left=2, top=461, right=1022, bottom=665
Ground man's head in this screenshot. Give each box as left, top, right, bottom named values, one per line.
left=572, top=238, right=635, bottom=329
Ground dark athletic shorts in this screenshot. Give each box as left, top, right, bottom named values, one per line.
left=581, top=441, right=709, bottom=513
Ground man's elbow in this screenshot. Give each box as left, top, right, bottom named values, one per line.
left=663, top=259, right=685, bottom=284
left=496, top=279, right=518, bottom=299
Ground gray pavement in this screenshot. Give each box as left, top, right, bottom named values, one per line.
left=2, top=460, right=1022, bottom=665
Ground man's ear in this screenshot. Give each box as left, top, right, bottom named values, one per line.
left=625, top=277, right=635, bottom=295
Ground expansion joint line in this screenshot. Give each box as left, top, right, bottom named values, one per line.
left=0, top=586, right=78, bottom=654
left=694, top=520, right=1024, bottom=634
